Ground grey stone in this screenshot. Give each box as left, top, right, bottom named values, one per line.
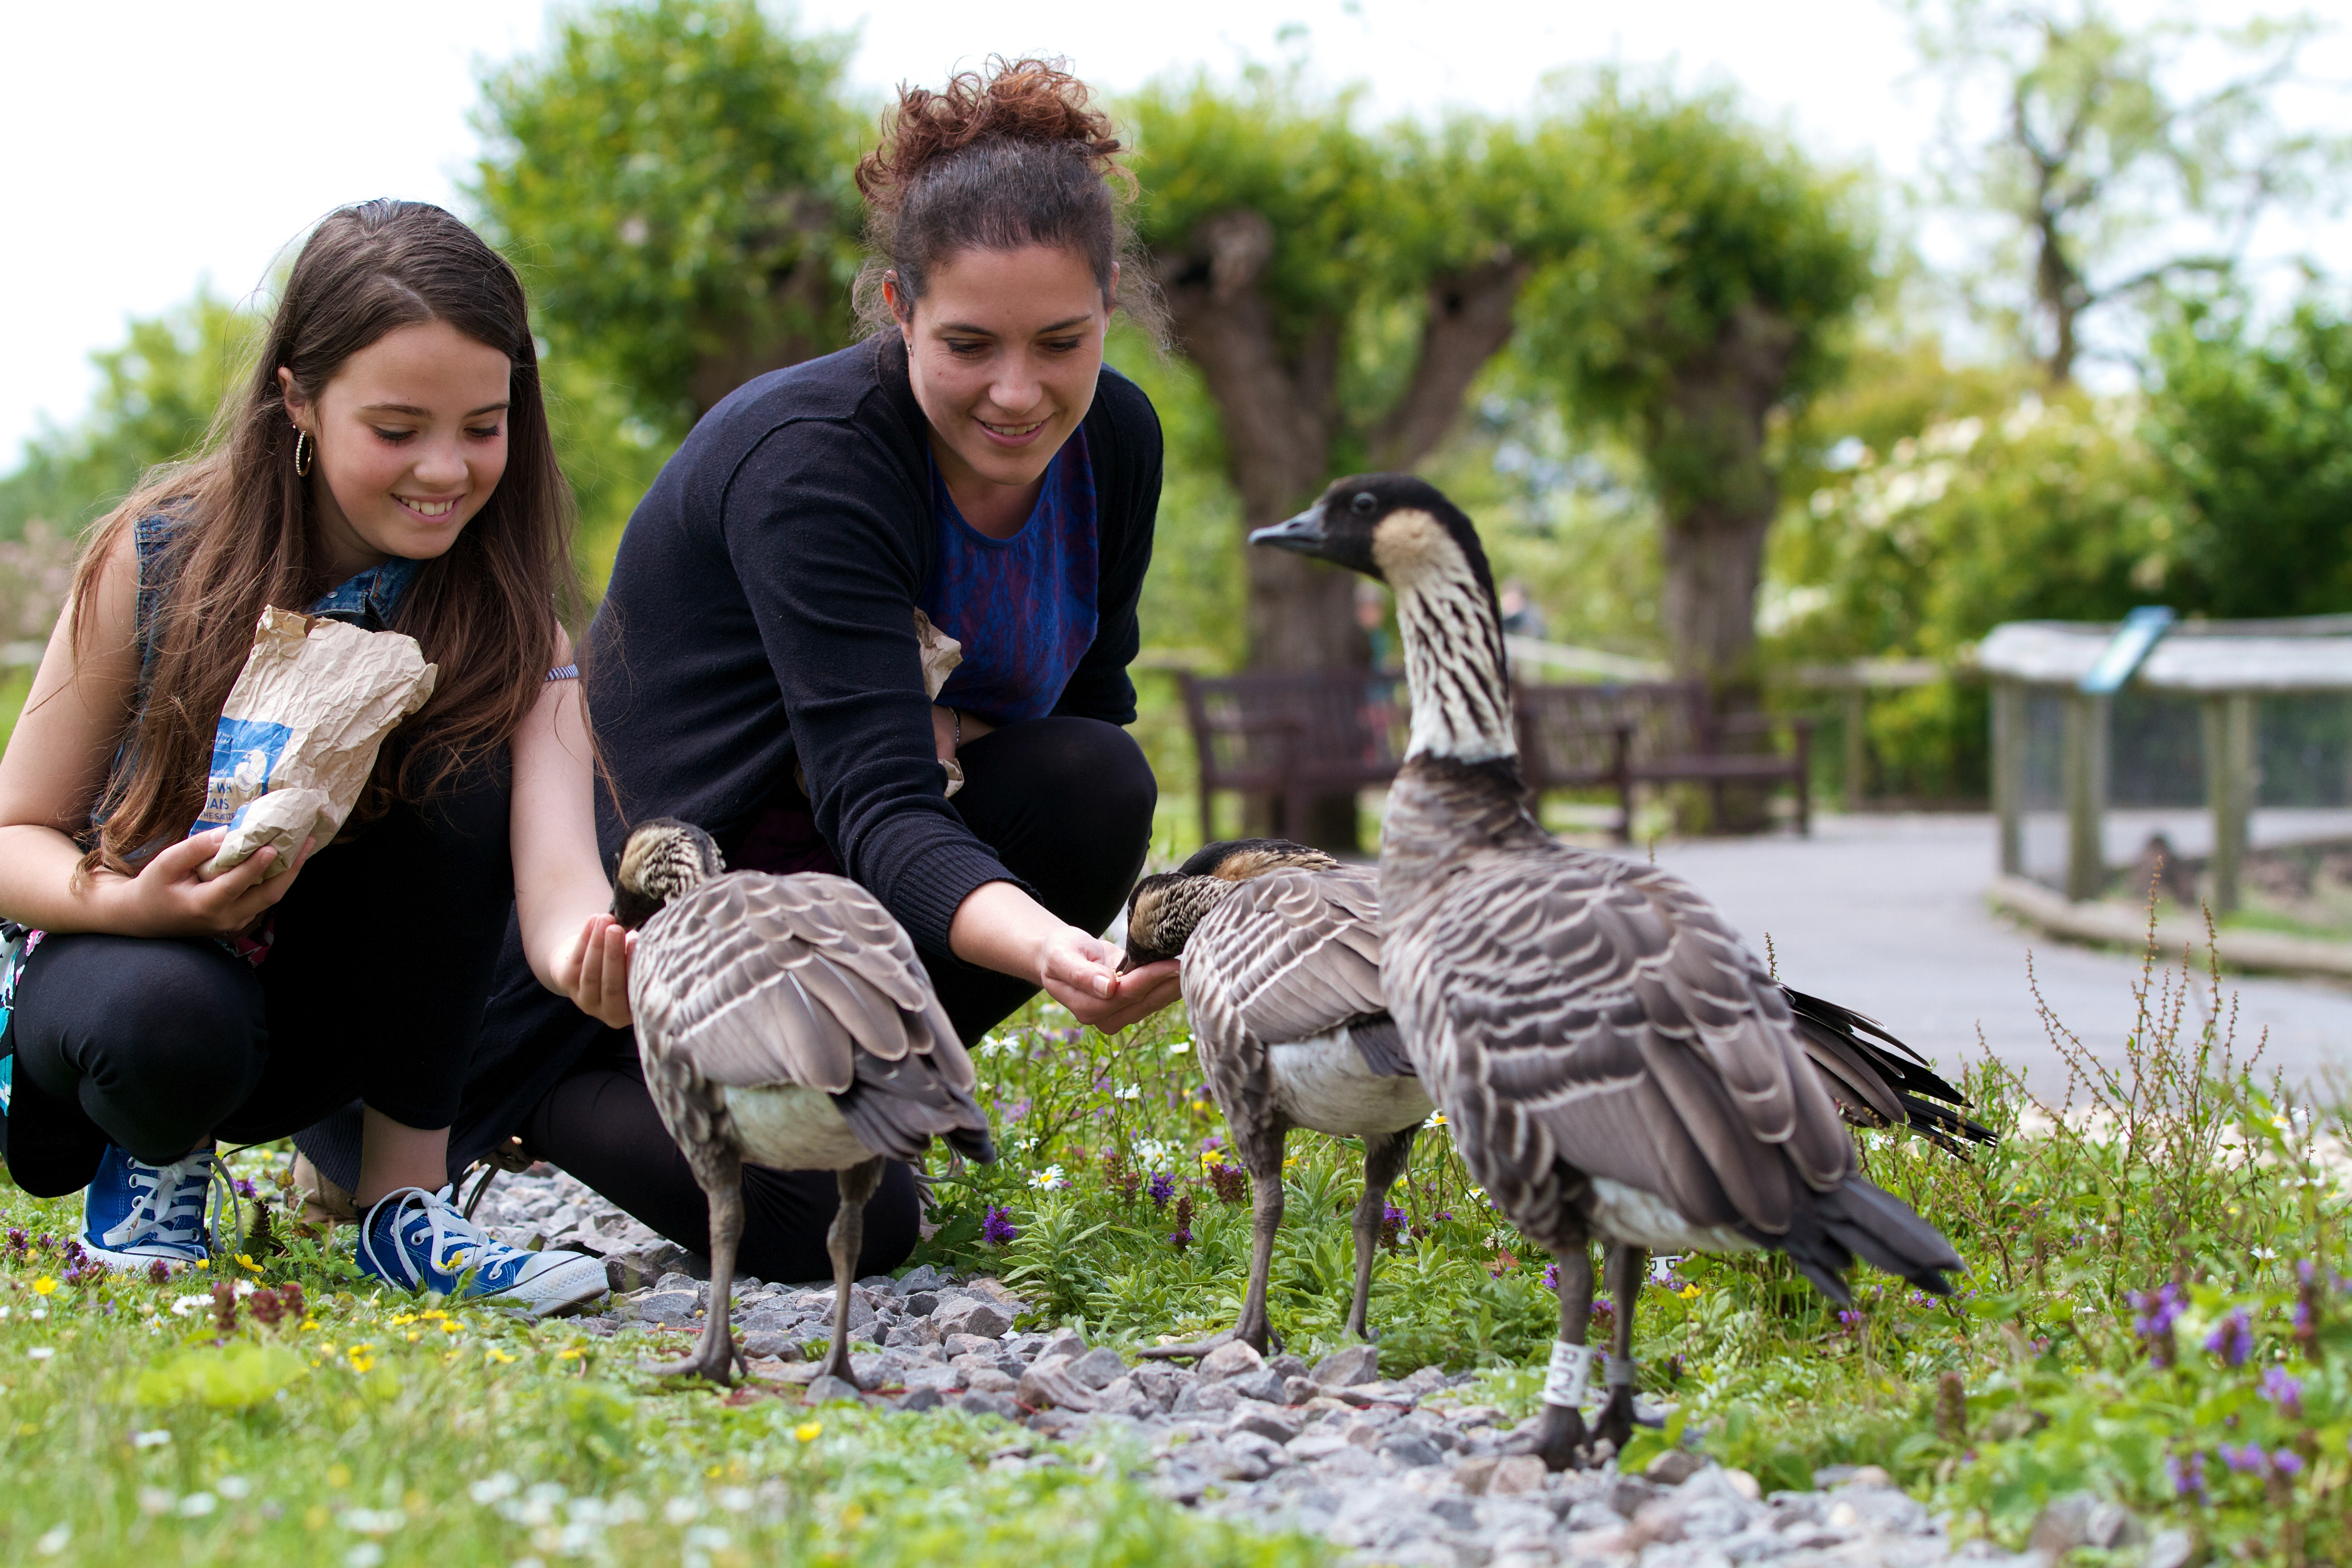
left=1197, top=1340, right=1266, bottom=1381
left=964, top=1367, right=1018, bottom=1395
left=1309, top=1345, right=1382, bottom=1387
left=943, top=1333, right=1000, bottom=1359
left=1381, top=1434, right=1444, bottom=1468
left=934, top=1297, right=1013, bottom=1340
left=2145, top=1527, right=2195, bottom=1568
left=855, top=1273, right=895, bottom=1293
left=740, top=1332, right=804, bottom=1360
left=1230, top=1367, right=1289, bottom=1405
left=898, top=1387, right=944, bottom=1413
left=1646, top=1448, right=1705, bottom=1485
left=892, top=1264, right=946, bottom=1294
left=627, top=1290, right=702, bottom=1327
left=1281, top=1376, right=1318, bottom=1406
left=1840, top=1485, right=1934, bottom=1535
left=1017, top=1355, right=1098, bottom=1411
left=956, top=1390, right=1022, bottom=1421
left=1091, top=1375, right=1160, bottom=1419
left=1810, top=1465, right=1859, bottom=1488
left=1230, top=1407, right=1301, bottom=1444
left=1565, top=1499, right=1623, bottom=1530
left=902, top=1364, right=965, bottom=1394
left=1267, top=1353, right=1311, bottom=1381
left=1039, top=1328, right=1088, bottom=1362
left=802, top=1374, right=863, bottom=1405
left=1429, top=1498, right=1480, bottom=1531
left=902, top=1290, right=938, bottom=1316
left=1609, top=1475, right=1659, bottom=1517
left=1310, top=1445, right=1382, bottom=1480
left=1067, top=1346, right=1129, bottom=1389
left=1172, top=1379, right=1240, bottom=1415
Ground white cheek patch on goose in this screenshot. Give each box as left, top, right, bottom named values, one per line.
left=1372, top=511, right=1516, bottom=765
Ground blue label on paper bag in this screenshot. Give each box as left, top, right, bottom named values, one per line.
left=195, top=717, right=293, bottom=833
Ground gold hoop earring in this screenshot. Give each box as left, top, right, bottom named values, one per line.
left=293, top=430, right=312, bottom=477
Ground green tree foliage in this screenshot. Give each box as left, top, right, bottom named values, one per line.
left=2148, top=292, right=2352, bottom=619
left=1129, top=69, right=1607, bottom=678
left=1513, top=75, right=1877, bottom=683
left=1907, top=0, right=2345, bottom=383
left=0, top=287, right=257, bottom=543
left=472, top=0, right=866, bottom=436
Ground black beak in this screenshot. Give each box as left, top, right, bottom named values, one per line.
left=1249, top=499, right=1328, bottom=555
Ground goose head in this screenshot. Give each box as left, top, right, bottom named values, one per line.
left=1117, top=837, right=1342, bottom=971
left=1253, top=475, right=1515, bottom=765
left=613, top=818, right=726, bottom=930
left=1250, top=473, right=1500, bottom=609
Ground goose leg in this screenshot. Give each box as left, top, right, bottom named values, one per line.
left=813, top=1157, right=884, bottom=1388
left=1232, top=1137, right=1286, bottom=1356
left=1521, top=1244, right=1597, bottom=1471
left=648, top=1155, right=747, bottom=1386
left=1346, top=1127, right=1418, bottom=1343
left=1141, top=1126, right=1287, bottom=1361
left=1592, top=1244, right=1644, bottom=1453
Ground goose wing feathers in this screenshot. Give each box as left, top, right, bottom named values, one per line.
left=632, top=872, right=971, bottom=1098
left=1183, top=866, right=1390, bottom=1161
left=1396, top=850, right=1856, bottom=1239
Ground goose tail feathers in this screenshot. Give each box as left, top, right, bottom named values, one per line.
left=1775, top=1176, right=1964, bottom=1306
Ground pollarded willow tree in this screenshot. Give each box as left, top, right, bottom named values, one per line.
left=471, top=0, right=867, bottom=435
left=1514, top=76, right=1877, bottom=688
left=1128, top=74, right=1608, bottom=681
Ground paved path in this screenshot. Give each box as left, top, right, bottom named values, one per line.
left=1646, top=813, right=2352, bottom=1102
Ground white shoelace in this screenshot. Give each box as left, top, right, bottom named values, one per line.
left=102, top=1152, right=232, bottom=1254
left=366, top=1186, right=489, bottom=1287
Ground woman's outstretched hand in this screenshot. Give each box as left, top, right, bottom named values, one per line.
left=556, top=912, right=636, bottom=1029
left=1037, top=926, right=1181, bottom=1034
left=99, top=826, right=316, bottom=939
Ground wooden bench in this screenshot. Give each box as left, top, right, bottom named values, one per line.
left=1517, top=681, right=1815, bottom=838
left=1179, top=670, right=1407, bottom=844
left=1179, top=671, right=1813, bottom=844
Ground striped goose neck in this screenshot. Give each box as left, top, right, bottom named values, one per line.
left=1374, top=515, right=1516, bottom=766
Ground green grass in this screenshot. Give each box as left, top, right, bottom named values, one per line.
left=8, top=912, right=2350, bottom=1564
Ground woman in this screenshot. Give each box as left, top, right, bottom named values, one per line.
left=0, top=201, right=627, bottom=1313
left=303, top=59, right=1183, bottom=1282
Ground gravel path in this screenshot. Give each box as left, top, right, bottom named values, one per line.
left=469, top=1167, right=2162, bottom=1568
left=1649, top=813, right=2352, bottom=1099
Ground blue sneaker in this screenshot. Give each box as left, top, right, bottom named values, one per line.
left=82, top=1144, right=226, bottom=1271
left=356, top=1186, right=607, bottom=1318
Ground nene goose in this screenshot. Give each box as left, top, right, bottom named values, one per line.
left=614, top=819, right=995, bottom=1385
left=1253, top=475, right=1963, bottom=1470
left=1117, top=838, right=1429, bottom=1358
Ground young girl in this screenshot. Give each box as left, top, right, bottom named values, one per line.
left=400, top=59, right=1185, bottom=1285
left=0, top=201, right=629, bottom=1315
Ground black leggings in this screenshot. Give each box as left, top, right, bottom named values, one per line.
left=512, top=715, right=1156, bottom=1282
left=2, top=767, right=513, bottom=1199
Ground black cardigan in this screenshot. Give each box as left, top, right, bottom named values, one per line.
left=584, top=333, right=1162, bottom=954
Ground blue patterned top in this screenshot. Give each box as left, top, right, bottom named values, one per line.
left=917, top=431, right=1100, bottom=727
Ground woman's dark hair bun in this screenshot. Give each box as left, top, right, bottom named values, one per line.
left=856, top=57, right=1129, bottom=211
left=852, top=57, right=1165, bottom=345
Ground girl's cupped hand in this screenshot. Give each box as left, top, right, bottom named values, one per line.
left=100, top=826, right=316, bottom=938
left=1037, top=926, right=1181, bottom=1034
left=555, top=912, right=636, bottom=1028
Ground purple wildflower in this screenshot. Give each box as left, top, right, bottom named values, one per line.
left=2262, top=1365, right=2305, bottom=1417
left=2128, top=1284, right=2186, bottom=1367
left=2206, top=1308, right=2255, bottom=1368
left=981, top=1205, right=1019, bottom=1246
left=1147, top=1172, right=1176, bottom=1210
left=4, top=1228, right=23, bottom=1255
left=2274, top=1449, right=2305, bottom=1478
left=1542, top=1262, right=1559, bottom=1294
left=234, top=1178, right=257, bottom=1200
left=2219, top=1442, right=2267, bottom=1475
left=2166, top=1450, right=2209, bottom=1502
left=1168, top=1226, right=1193, bottom=1252
left=147, top=1259, right=171, bottom=1286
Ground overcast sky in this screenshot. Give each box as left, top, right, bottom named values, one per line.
left=4, top=0, right=2345, bottom=457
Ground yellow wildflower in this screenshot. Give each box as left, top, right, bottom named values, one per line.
left=556, top=1348, right=583, bottom=1361
left=485, top=1347, right=516, bottom=1365
left=1678, top=1284, right=1700, bottom=1301
left=30, top=1277, right=56, bottom=1297
left=236, top=1254, right=263, bottom=1274
left=794, top=1421, right=822, bottom=1442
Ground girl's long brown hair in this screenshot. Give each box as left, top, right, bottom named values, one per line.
left=71, top=199, right=578, bottom=874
